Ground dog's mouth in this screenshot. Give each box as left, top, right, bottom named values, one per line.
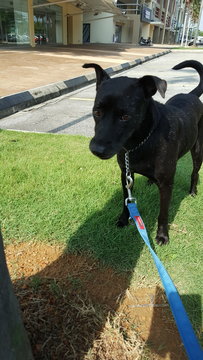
left=92, top=152, right=113, bottom=160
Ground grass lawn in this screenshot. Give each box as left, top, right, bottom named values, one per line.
left=0, top=129, right=202, bottom=338
left=172, top=46, right=203, bottom=50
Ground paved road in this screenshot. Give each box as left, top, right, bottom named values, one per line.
left=1, top=51, right=203, bottom=137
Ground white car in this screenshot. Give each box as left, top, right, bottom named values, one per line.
left=188, top=36, right=203, bottom=46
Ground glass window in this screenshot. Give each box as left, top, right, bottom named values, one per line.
left=34, top=4, right=62, bottom=44
left=0, top=0, right=29, bottom=44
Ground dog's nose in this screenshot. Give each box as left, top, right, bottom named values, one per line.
left=90, top=144, right=106, bottom=157
left=89, top=141, right=110, bottom=159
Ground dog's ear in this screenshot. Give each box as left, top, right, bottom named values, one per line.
left=83, top=63, right=110, bottom=91
left=139, top=75, right=167, bottom=98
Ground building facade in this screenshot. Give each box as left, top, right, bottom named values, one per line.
left=0, top=0, right=84, bottom=46
left=83, top=0, right=183, bottom=44
left=116, top=0, right=181, bottom=44
left=0, top=0, right=193, bottom=46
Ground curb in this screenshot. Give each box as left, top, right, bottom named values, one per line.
left=0, top=50, right=171, bottom=120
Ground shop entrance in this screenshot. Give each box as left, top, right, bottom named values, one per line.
left=115, top=25, right=122, bottom=43
left=34, top=5, right=62, bottom=45
left=83, top=23, right=90, bottom=43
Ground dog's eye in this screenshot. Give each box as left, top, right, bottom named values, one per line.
left=120, top=114, right=129, bottom=121
left=93, top=110, right=102, bottom=118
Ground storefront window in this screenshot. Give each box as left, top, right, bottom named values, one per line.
left=0, top=0, right=29, bottom=44
left=34, top=4, right=62, bottom=44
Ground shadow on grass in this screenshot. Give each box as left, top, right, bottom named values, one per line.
left=67, top=154, right=194, bottom=268
left=11, top=155, right=202, bottom=359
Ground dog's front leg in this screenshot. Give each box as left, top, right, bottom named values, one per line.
left=117, top=170, right=134, bottom=227
left=156, top=182, right=173, bottom=245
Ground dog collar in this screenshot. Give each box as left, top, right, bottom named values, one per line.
left=123, top=127, right=154, bottom=153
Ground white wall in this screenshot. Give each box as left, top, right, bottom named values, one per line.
left=84, top=12, right=114, bottom=43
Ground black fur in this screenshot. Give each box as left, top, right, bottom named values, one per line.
left=83, top=61, right=203, bottom=245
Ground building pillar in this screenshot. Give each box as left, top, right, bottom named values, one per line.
left=72, top=13, right=83, bottom=44
left=28, top=0, right=35, bottom=47
left=153, top=26, right=160, bottom=43
left=62, top=7, right=68, bottom=45
left=132, top=15, right=140, bottom=44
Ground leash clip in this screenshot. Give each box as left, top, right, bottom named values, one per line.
left=126, top=175, right=133, bottom=189
left=125, top=195, right=136, bottom=206
left=126, top=175, right=134, bottom=201
left=125, top=177, right=136, bottom=205
left=125, top=152, right=136, bottom=205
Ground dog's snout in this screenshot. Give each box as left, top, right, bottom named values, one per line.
left=90, top=143, right=106, bottom=158
left=89, top=139, right=113, bottom=159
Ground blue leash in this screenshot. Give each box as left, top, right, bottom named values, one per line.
left=127, top=201, right=203, bottom=360
left=123, top=150, right=203, bottom=359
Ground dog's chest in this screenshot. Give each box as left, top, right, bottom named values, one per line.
left=120, top=150, right=156, bottom=178
left=131, top=156, right=155, bottom=178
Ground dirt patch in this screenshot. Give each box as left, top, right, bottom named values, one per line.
left=0, top=45, right=164, bottom=97
left=5, top=242, right=187, bottom=359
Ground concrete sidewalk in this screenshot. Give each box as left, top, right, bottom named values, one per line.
left=0, top=43, right=170, bottom=119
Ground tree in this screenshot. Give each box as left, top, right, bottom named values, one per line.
left=0, top=230, right=34, bottom=360
left=193, top=0, right=203, bottom=44
left=181, top=0, right=201, bottom=45
left=191, top=0, right=201, bottom=22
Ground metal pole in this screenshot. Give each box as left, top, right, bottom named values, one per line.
left=181, top=5, right=187, bottom=46
left=185, top=13, right=191, bottom=46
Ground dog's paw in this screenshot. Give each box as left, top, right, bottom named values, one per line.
left=156, top=234, right=169, bottom=246
left=189, top=189, right=197, bottom=197
left=156, top=225, right=169, bottom=245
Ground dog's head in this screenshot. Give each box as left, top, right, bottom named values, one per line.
left=83, top=63, right=167, bottom=159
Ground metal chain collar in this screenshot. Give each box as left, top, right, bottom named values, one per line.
left=124, top=151, right=135, bottom=204
left=125, top=151, right=131, bottom=178
left=124, top=127, right=154, bottom=204
left=127, top=128, right=154, bottom=154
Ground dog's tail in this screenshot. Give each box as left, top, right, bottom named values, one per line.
left=172, top=60, right=203, bottom=97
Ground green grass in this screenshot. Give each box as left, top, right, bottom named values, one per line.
left=0, top=130, right=203, bottom=335
left=171, top=46, right=203, bottom=50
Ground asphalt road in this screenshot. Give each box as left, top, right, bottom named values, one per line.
left=1, top=50, right=203, bottom=137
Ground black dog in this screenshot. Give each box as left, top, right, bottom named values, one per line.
left=83, top=60, right=203, bottom=245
